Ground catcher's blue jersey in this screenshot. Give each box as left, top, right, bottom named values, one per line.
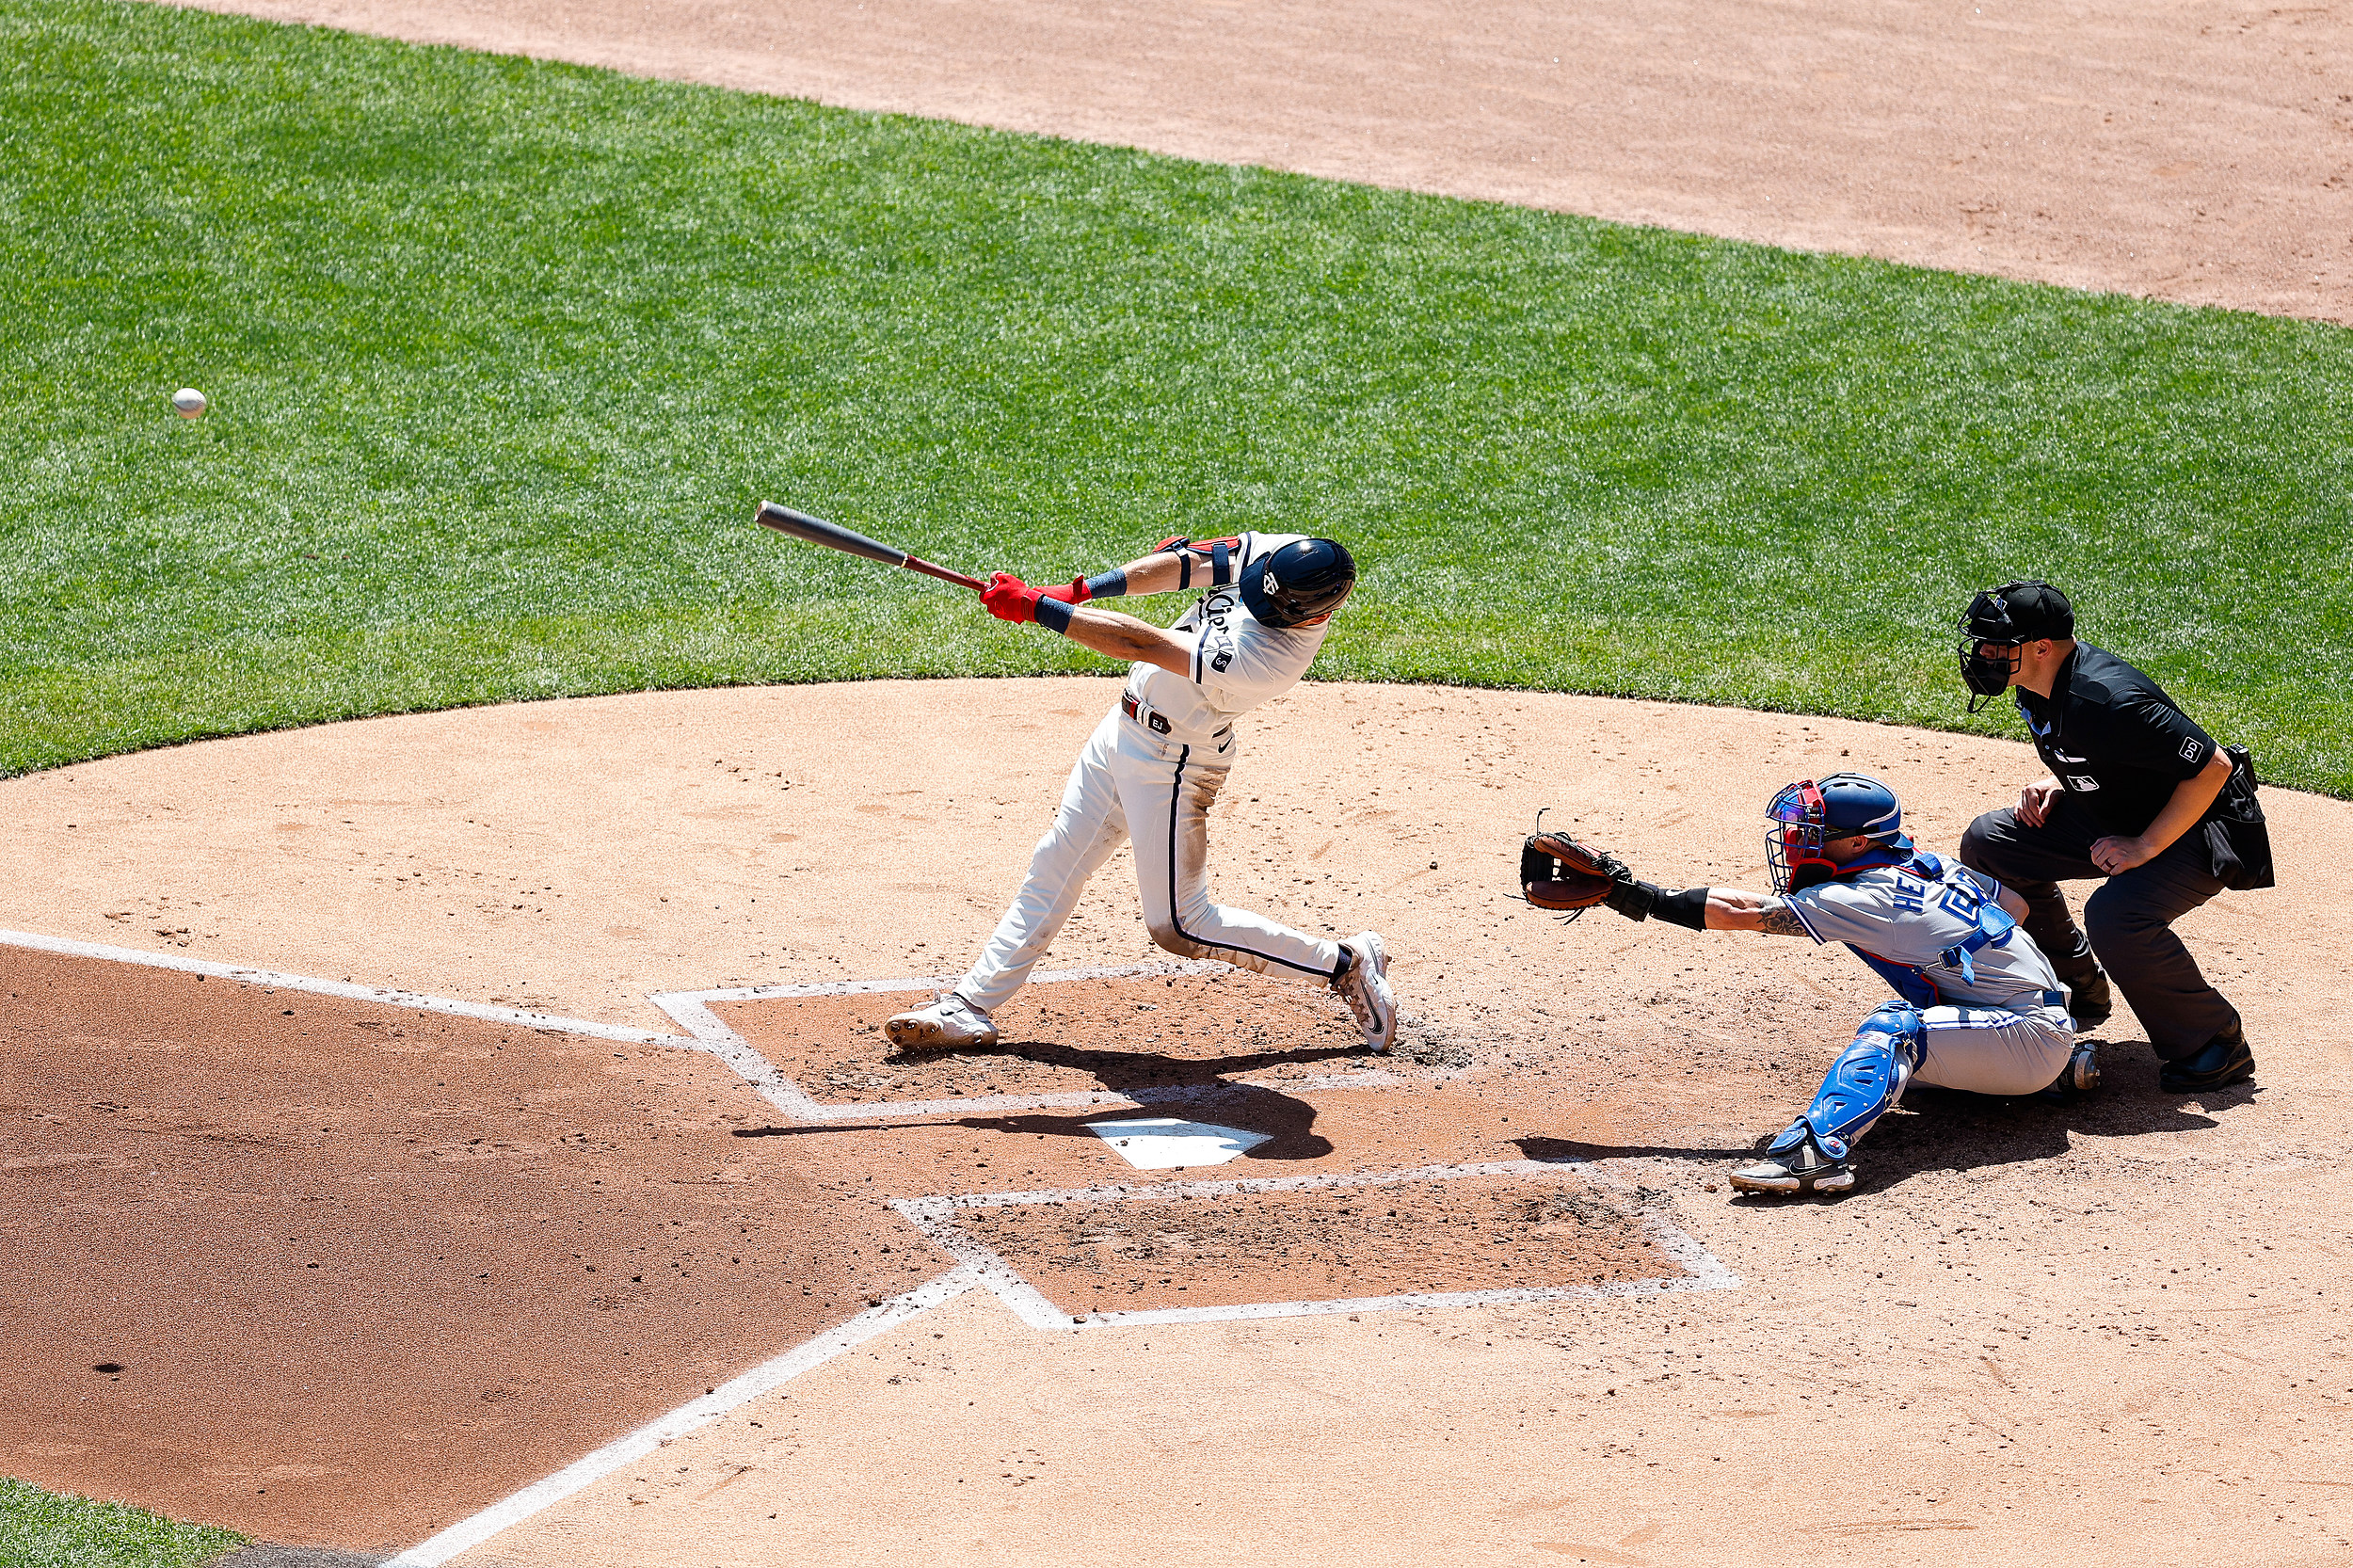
left=1784, top=853, right=2062, bottom=1011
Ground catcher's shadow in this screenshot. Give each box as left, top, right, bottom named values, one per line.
left=1518, top=1039, right=2252, bottom=1197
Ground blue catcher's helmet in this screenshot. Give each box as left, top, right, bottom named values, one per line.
left=1765, top=771, right=1913, bottom=893
left=1241, top=538, right=1356, bottom=628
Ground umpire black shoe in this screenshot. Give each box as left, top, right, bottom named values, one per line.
left=2158, top=1025, right=2255, bottom=1094
left=2063, top=968, right=2114, bottom=1032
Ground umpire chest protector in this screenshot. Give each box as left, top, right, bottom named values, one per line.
left=2016, top=643, right=2272, bottom=888
left=2017, top=644, right=2214, bottom=828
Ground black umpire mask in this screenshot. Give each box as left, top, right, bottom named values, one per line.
left=1956, top=581, right=2073, bottom=712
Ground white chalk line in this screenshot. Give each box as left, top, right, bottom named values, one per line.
left=892, top=1159, right=1743, bottom=1332
left=0, top=929, right=676, bottom=1045
left=382, top=1265, right=982, bottom=1568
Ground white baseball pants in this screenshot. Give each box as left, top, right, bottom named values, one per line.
left=1913, top=1003, right=2076, bottom=1097
left=955, top=710, right=1343, bottom=1016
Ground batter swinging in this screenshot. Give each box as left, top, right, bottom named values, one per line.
left=885, top=534, right=1399, bottom=1054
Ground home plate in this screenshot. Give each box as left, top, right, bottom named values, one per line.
left=1087, top=1117, right=1271, bottom=1170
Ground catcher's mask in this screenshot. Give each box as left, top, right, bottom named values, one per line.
left=1241, top=537, right=1355, bottom=628
left=1957, top=580, right=2073, bottom=712
left=1766, top=772, right=1913, bottom=893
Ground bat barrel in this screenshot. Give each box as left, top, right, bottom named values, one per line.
left=755, top=502, right=908, bottom=568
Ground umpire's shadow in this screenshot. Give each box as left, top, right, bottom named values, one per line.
left=1516, top=1038, right=2257, bottom=1196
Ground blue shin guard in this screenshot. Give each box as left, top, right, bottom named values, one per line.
left=1764, top=1001, right=1927, bottom=1167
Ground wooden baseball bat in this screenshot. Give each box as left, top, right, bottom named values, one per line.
left=754, top=502, right=985, bottom=592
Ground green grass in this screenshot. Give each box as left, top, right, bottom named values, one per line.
left=3, top=0, right=2348, bottom=792
left=0, top=1478, right=243, bottom=1568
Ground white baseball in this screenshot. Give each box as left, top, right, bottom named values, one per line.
left=171, top=388, right=207, bottom=419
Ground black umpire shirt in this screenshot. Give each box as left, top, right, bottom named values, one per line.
left=2015, top=643, right=2218, bottom=838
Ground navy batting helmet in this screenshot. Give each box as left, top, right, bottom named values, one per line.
left=1241, top=538, right=1356, bottom=628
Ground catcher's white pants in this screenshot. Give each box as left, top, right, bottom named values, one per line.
left=1912, top=1003, right=2076, bottom=1097
left=955, top=710, right=1344, bottom=1016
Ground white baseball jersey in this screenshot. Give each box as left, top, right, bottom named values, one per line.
left=954, top=532, right=1350, bottom=1016
left=1785, top=854, right=2063, bottom=1012
left=1125, top=532, right=1331, bottom=744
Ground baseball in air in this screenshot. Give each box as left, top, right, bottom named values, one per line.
left=171, top=387, right=207, bottom=419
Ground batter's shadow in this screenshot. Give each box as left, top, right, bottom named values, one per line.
left=935, top=1079, right=1334, bottom=1161
left=949, top=1037, right=1361, bottom=1160
left=735, top=1053, right=1337, bottom=1160
left=968, top=1034, right=1364, bottom=1095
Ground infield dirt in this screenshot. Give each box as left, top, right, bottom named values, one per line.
left=4, top=681, right=2349, bottom=1563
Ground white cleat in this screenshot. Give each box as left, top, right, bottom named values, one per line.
left=1729, top=1128, right=1855, bottom=1196
left=1334, top=931, right=1398, bottom=1053
left=884, top=993, right=999, bottom=1053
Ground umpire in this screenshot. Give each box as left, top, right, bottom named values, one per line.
left=1953, top=581, right=2271, bottom=1094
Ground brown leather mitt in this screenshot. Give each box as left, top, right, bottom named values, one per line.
left=1521, top=831, right=1635, bottom=917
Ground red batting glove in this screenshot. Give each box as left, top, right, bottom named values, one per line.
left=1038, top=575, right=1091, bottom=606
left=982, top=570, right=1043, bottom=625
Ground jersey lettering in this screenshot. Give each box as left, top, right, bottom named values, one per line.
left=1936, top=880, right=1985, bottom=924
left=1789, top=858, right=2059, bottom=1010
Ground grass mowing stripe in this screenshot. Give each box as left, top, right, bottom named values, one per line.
left=0, top=1477, right=244, bottom=1568
left=2, top=0, right=2347, bottom=791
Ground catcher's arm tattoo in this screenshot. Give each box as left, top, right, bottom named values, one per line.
left=1704, top=888, right=1812, bottom=936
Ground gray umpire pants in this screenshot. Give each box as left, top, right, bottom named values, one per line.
left=1959, top=796, right=2236, bottom=1059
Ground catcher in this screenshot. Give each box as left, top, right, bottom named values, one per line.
left=1523, top=773, right=2087, bottom=1196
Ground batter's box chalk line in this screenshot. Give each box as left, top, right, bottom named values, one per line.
left=648, top=958, right=1416, bottom=1124
left=892, top=1158, right=1743, bottom=1332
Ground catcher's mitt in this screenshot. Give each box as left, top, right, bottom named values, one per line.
left=1521, top=830, right=1635, bottom=918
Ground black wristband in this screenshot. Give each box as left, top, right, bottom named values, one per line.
left=1652, top=887, right=1710, bottom=930
left=1604, top=879, right=1657, bottom=920
left=1034, top=597, right=1075, bottom=634
left=1083, top=568, right=1128, bottom=600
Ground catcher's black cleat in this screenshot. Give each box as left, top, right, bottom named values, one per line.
left=1729, top=1126, right=1854, bottom=1196
left=2036, top=1038, right=2102, bottom=1104
left=2159, top=1023, right=2255, bottom=1094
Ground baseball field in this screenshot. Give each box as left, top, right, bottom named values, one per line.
left=4, top=1, right=2350, bottom=1564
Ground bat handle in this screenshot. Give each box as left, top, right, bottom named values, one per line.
left=904, top=556, right=988, bottom=593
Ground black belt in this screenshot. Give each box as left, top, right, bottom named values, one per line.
left=1121, top=692, right=1172, bottom=734
left=1120, top=693, right=1230, bottom=741
left=2042, top=989, right=2067, bottom=1009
